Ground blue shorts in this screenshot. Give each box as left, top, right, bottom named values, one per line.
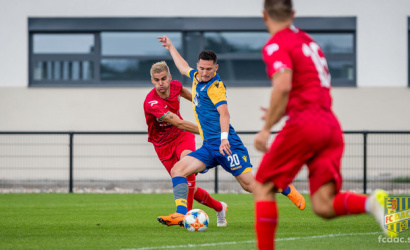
left=188, top=134, right=253, bottom=177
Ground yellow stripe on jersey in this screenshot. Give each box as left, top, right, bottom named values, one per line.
left=187, top=68, right=195, bottom=79
left=189, top=68, right=204, bottom=140
left=207, top=80, right=227, bottom=105
left=193, top=105, right=204, bottom=140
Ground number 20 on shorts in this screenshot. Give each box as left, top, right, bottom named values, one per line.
left=227, top=154, right=240, bottom=167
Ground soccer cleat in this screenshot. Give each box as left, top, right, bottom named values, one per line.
left=216, top=202, right=228, bottom=227
left=287, top=185, right=306, bottom=210
left=367, top=189, right=398, bottom=238
left=157, top=212, right=185, bottom=227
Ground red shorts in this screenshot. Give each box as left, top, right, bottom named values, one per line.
left=154, top=131, right=196, bottom=174
left=255, top=122, right=344, bottom=195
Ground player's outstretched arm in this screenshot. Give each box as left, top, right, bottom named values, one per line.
left=180, top=87, right=193, bottom=102
left=161, top=111, right=199, bottom=134
left=158, top=35, right=191, bottom=77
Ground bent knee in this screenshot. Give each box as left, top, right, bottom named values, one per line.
left=170, top=163, right=184, bottom=177
left=311, top=202, right=336, bottom=219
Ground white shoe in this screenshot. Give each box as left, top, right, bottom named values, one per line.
left=367, top=189, right=398, bottom=238
left=216, top=202, right=228, bottom=227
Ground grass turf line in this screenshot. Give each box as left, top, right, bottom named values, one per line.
left=0, top=193, right=408, bottom=249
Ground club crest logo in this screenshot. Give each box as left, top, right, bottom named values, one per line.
left=384, top=196, right=410, bottom=234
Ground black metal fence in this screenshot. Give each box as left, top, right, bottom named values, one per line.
left=0, top=131, right=409, bottom=194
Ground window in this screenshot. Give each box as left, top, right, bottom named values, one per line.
left=29, top=17, right=356, bottom=87
left=294, top=17, right=356, bottom=87
left=33, top=34, right=94, bottom=54
left=310, top=33, right=355, bottom=85
left=203, top=32, right=270, bottom=86
left=32, top=34, right=95, bottom=83
left=100, top=32, right=183, bottom=83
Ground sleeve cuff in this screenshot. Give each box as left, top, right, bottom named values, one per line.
left=159, top=111, right=170, bottom=120
left=215, top=101, right=227, bottom=108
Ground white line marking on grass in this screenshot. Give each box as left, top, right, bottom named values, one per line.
left=276, top=231, right=380, bottom=241
left=126, top=232, right=381, bottom=250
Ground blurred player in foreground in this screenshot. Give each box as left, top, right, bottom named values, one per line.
left=253, top=0, right=397, bottom=249
left=156, top=35, right=305, bottom=227
left=144, top=61, right=226, bottom=226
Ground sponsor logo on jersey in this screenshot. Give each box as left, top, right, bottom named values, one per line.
left=231, top=166, right=242, bottom=171
left=385, top=196, right=410, bottom=234
left=273, top=61, right=286, bottom=71
left=148, top=100, right=158, bottom=106
left=265, top=43, right=279, bottom=56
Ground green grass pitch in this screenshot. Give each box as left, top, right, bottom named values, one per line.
left=1, top=193, right=409, bottom=249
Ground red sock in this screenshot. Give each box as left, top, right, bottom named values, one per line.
left=194, top=187, right=223, bottom=212
left=186, top=174, right=196, bottom=212
left=332, top=192, right=367, bottom=216
left=255, top=201, right=277, bottom=250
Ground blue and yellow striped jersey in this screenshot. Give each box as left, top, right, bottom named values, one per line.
left=188, top=69, right=237, bottom=140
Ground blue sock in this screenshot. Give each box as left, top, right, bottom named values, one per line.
left=172, top=177, right=188, bottom=215
left=281, top=186, right=291, bottom=196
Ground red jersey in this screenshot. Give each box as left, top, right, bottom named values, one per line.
left=144, top=80, right=185, bottom=147
left=262, top=25, right=338, bottom=126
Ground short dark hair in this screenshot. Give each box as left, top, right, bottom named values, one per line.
left=264, top=0, right=293, bottom=22
left=198, top=50, right=217, bottom=64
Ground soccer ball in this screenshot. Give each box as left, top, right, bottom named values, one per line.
left=183, top=209, right=209, bottom=232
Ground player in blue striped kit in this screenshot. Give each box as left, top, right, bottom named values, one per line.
left=156, top=35, right=305, bottom=227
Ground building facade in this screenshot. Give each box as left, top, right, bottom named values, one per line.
left=1, top=0, right=410, bottom=132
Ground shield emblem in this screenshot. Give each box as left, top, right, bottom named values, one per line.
left=391, top=200, right=397, bottom=210
left=384, top=196, right=410, bottom=234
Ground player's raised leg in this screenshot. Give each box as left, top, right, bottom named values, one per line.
left=279, top=185, right=305, bottom=210
left=311, top=182, right=397, bottom=238
left=366, top=189, right=398, bottom=238
left=193, top=187, right=227, bottom=227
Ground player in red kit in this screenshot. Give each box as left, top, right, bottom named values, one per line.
left=144, top=61, right=227, bottom=227
left=253, top=1, right=396, bottom=249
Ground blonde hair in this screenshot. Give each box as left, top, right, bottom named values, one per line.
left=264, top=0, right=293, bottom=22
left=150, top=61, right=170, bottom=77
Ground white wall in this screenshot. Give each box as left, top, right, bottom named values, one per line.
left=0, top=0, right=409, bottom=131
left=295, top=0, right=409, bottom=87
